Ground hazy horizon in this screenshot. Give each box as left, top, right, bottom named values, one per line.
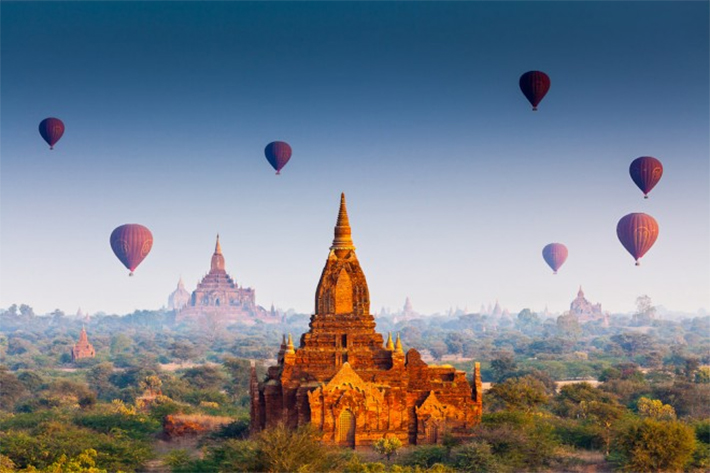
left=1, top=1, right=708, bottom=317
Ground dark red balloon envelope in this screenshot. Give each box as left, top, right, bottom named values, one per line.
left=38, top=117, right=65, bottom=149
left=616, top=213, right=659, bottom=266
left=264, top=141, right=292, bottom=175
left=629, top=156, right=663, bottom=199
left=542, top=243, right=568, bottom=274
left=519, top=71, right=550, bottom=111
left=110, top=224, right=153, bottom=276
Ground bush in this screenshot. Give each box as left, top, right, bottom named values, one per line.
left=613, top=418, right=696, bottom=472
left=451, top=441, right=506, bottom=473
left=405, top=445, right=448, bottom=468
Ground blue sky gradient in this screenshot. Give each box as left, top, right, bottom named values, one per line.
left=1, top=1, right=708, bottom=316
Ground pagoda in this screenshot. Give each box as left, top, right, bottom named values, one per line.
left=176, top=236, right=276, bottom=324
left=168, top=277, right=191, bottom=310
left=71, top=326, right=95, bottom=361
left=250, top=194, right=482, bottom=447
left=570, top=286, right=609, bottom=327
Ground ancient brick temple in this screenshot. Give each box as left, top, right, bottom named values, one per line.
left=71, top=326, right=95, bottom=361
left=176, top=236, right=277, bottom=324
left=250, top=194, right=482, bottom=447
left=570, top=286, right=609, bottom=327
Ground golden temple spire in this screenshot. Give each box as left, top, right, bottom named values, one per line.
left=286, top=333, right=295, bottom=354
left=215, top=234, right=222, bottom=254
left=395, top=332, right=403, bottom=353
left=210, top=234, right=226, bottom=272
left=385, top=332, right=394, bottom=351
left=331, top=193, right=356, bottom=254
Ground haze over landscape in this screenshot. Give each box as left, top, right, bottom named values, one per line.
left=1, top=1, right=708, bottom=317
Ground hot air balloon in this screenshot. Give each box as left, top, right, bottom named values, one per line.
left=616, top=213, right=659, bottom=266
left=110, top=224, right=153, bottom=276
left=264, top=141, right=292, bottom=175
left=542, top=243, right=568, bottom=274
left=38, top=117, right=65, bottom=149
left=519, top=71, right=550, bottom=111
left=629, top=156, right=663, bottom=199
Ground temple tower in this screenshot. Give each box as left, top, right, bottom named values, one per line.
left=251, top=194, right=483, bottom=446
left=71, top=326, right=96, bottom=361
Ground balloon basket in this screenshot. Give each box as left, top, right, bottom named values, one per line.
left=634, top=261, right=640, bottom=267
left=129, top=272, right=134, bottom=277
left=532, top=107, right=538, bottom=111
left=644, top=195, right=648, bottom=199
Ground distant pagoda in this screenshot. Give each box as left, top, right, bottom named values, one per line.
left=168, top=277, right=191, bottom=310
left=71, top=326, right=95, bottom=361
left=570, top=286, right=609, bottom=327
left=176, top=235, right=277, bottom=324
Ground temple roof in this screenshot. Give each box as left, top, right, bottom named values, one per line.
left=330, top=193, right=356, bottom=252
left=211, top=234, right=226, bottom=272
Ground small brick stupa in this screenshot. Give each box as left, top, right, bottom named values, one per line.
left=71, top=326, right=95, bottom=361
left=250, top=194, right=482, bottom=447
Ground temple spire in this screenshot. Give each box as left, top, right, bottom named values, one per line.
left=286, top=333, right=295, bottom=354
left=385, top=332, right=394, bottom=350
left=211, top=234, right=226, bottom=272
left=331, top=193, right=356, bottom=254
left=395, top=332, right=403, bottom=353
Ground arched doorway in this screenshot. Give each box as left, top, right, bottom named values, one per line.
left=338, top=409, right=356, bottom=447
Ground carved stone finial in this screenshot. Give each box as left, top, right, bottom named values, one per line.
left=385, top=332, right=394, bottom=350
left=331, top=193, right=356, bottom=256
left=395, top=332, right=403, bottom=353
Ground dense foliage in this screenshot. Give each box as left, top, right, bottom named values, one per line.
left=0, top=302, right=708, bottom=471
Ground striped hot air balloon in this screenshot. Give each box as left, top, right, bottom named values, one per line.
left=110, top=224, right=153, bottom=276
left=264, top=141, right=292, bottom=175
left=629, top=156, right=663, bottom=199
left=616, top=213, right=659, bottom=266
left=519, top=71, right=551, bottom=111
left=542, top=243, right=568, bottom=274
left=38, top=117, right=65, bottom=149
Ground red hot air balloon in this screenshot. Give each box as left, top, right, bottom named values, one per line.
left=264, top=141, right=292, bottom=175
left=110, top=224, right=153, bottom=276
left=629, top=156, right=663, bottom=199
left=519, top=71, right=550, bottom=111
left=38, top=117, right=65, bottom=149
left=616, top=213, right=659, bottom=266
left=542, top=243, right=568, bottom=274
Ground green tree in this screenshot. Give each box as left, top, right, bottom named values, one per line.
left=139, top=375, right=163, bottom=396
left=614, top=418, right=696, bottom=472
left=633, top=295, right=656, bottom=325
left=556, top=312, right=580, bottom=339
left=373, top=436, right=402, bottom=461
left=253, top=423, right=341, bottom=472
left=490, top=352, right=517, bottom=383
left=0, top=366, right=27, bottom=410
left=181, top=365, right=226, bottom=391
left=487, top=375, right=549, bottom=413
left=169, top=341, right=197, bottom=365
left=637, top=397, right=676, bottom=420
left=451, top=441, right=505, bottom=473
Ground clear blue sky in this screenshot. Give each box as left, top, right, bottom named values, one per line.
left=1, top=1, right=708, bottom=317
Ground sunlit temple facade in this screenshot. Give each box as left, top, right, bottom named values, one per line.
left=250, top=194, right=482, bottom=447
